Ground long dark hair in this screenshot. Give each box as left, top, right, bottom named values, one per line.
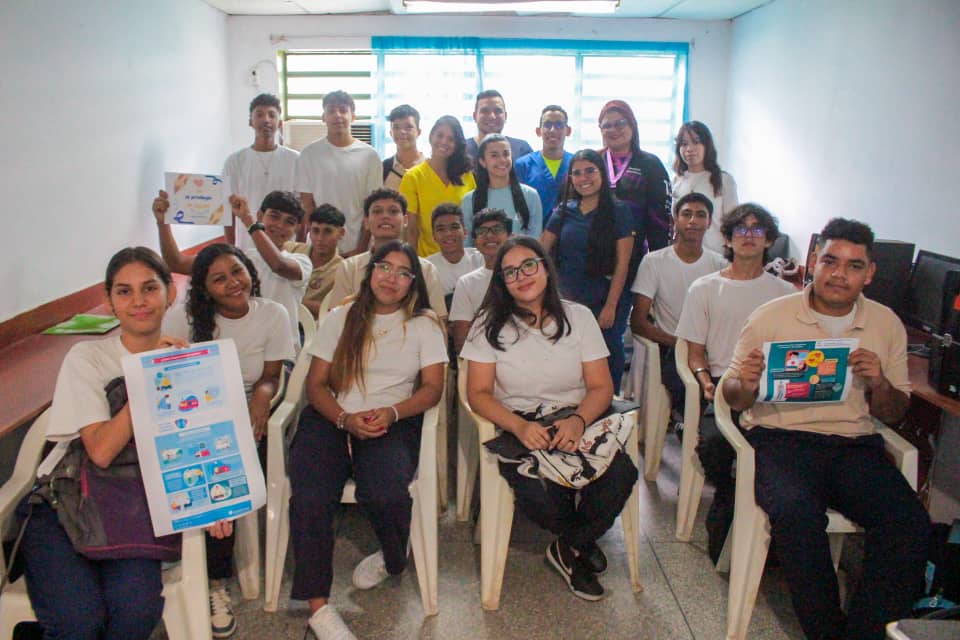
left=673, top=121, right=724, bottom=197
left=430, top=116, right=473, bottom=186
left=186, top=244, right=262, bottom=342
left=105, top=247, right=172, bottom=294
left=473, top=133, right=531, bottom=232
left=556, top=149, right=618, bottom=277
left=329, top=241, right=438, bottom=394
left=474, top=237, right=570, bottom=352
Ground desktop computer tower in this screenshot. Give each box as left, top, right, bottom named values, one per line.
left=863, top=240, right=915, bottom=313
left=930, top=340, right=960, bottom=399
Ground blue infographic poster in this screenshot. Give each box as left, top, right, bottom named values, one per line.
left=759, top=338, right=859, bottom=403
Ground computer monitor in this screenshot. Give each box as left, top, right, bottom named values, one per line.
left=903, top=250, right=960, bottom=336
left=803, top=233, right=819, bottom=286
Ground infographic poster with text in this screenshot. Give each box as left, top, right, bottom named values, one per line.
left=123, top=340, right=265, bottom=536
left=759, top=338, right=859, bottom=403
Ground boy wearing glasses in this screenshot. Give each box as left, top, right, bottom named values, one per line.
left=326, top=188, right=447, bottom=320
left=674, top=203, right=795, bottom=562
left=425, top=203, right=485, bottom=303
left=450, top=208, right=513, bottom=353
left=514, top=105, right=574, bottom=222
left=630, top=192, right=727, bottom=421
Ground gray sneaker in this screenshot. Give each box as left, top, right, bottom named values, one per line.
left=208, top=580, right=237, bottom=638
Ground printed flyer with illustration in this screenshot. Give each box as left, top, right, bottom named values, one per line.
left=163, top=172, right=230, bottom=225
left=759, top=338, right=859, bottom=403
left=123, top=340, right=265, bottom=536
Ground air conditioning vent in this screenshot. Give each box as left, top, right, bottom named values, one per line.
left=283, top=120, right=374, bottom=151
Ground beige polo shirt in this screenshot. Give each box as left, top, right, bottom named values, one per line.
left=727, top=286, right=911, bottom=436
left=326, top=250, right=448, bottom=319
left=283, top=241, right=343, bottom=310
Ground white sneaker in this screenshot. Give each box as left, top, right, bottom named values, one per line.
left=351, top=550, right=390, bottom=590
left=308, top=604, right=356, bottom=640
left=208, top=580, right=237, bottom=638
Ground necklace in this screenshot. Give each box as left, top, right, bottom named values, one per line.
left=253, top=148, right=276, bottom=178
left=374, top=326, right=391, bottom=338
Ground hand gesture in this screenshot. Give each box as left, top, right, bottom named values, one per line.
left=739, top=348, right=766, bottom=394
left=362, top=407, right=396, bottom=432
left=849, top=348, right=886, bottom=390
left=152, top=190, right=171, bottom=225
left=158, top=336, right=189, bottom=350
left=249, top=397, right=270, bottom=441
left=515, top=421, right=552, bottom=451
left=597, top=304, right=616, bottom=329
left=700, top=377, right=716, bottom=402
left=229, top=195, right=255, bottom=228
left=206, top=519, right=233, bottom=539
left=344, top=411, right=387, bottom=440
left=549, top=415, right=586, bottom=453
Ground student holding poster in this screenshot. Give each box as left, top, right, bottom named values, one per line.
left=722, top=219, right=929, bottom=639
left=289, top=241, right=447, bottom=640
left=17, top=248, right=232, bottom=640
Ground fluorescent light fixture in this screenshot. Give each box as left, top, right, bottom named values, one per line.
left=400, top=1, right=620, bottom=14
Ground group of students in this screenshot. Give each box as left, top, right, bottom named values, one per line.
left=17, top=85, right=930, bottom=640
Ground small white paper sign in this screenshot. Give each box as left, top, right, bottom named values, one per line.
left=163, top=172, right=230, bottom=225
left=122, top=340, right=266, bottom=536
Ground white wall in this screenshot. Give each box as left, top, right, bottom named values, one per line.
left=0, top=0, right=230, bottom=322
left=225, top=14, right=732, bottom=154
left=726, top=0, right=960, bottom=258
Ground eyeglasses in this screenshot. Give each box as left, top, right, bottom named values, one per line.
left=570, top=166, right=599, bottom=178
left=600, top=118, right=630, bottom=131
left=501, top=257, right=545, bottom=284
left=373, top=261, right=416, bottom=281
left=434, top=223, right=463, bottom=234
left=732, top=225, right=766, bottom=238
left=540, top=121, right=567, bottom=131
left=475, top=224, right=507, bottom=237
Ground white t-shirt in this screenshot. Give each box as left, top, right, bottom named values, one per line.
left=162, top=298, right=295, bottom=395
left=295, top=139, right=382, bottom=253
left=449, top=266, right=493, bottom=323
left=426, top=248, right=484, bottom=295
left=38, top=336, right=129, bottom=475
left=811, top=305, right=858, bottom=338
left=460, top=301, right=609, bottom=413
left=631, top=245, right=727, bottom=335
left=308, top=303, right=448, bottom=413
left=326, top=250, right=448, bottom=319
left=672, top=170, right=739, bottom=254
left=676, top=271, right=796, bottom=377
left=222, top=145, right=300, bottom=252
left=248, top=249, right=312, bottom=349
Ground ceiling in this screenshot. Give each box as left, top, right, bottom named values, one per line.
left=203, top=0, right=771, bottom=20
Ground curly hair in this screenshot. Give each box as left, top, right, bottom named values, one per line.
left=472, top=134, right=531, bottom=231
left=186, top=244, right=261, bottom=342
left=429, top=116, right=473, bottom=186
left=720, top=203, right=781, bottom=263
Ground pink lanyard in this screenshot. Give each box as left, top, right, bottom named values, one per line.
left=605, top=150, right=632, bottom=187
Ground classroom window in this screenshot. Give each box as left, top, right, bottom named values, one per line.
left=279, top=38, right=688, bottom=169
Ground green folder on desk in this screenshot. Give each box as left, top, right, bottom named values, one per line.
left=43, top=314, right=120, bottom=335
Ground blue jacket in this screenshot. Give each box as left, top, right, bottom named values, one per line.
left=514, top=151, right=573, bottom=224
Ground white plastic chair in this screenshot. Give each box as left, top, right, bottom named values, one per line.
left=263, top=356, right=442, bottom=616
left=0, top=409, right=213, bottom=640
left=298, top=302, right=318, bottom=348
left=632, top=334, right=671, bottom=481
left=713, top=373, right=918, bottom=640
left=435, top=365, right=452, bottom=512
left=674, top=338, right=706, bottom=541
left=460, top=387, right=644, bottom=610
left=455, top=359, right=479, bottom=523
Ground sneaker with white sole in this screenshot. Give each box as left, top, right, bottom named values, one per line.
left=308, top=604, right=356, bottom=640
left=208, top=580, right=237, bottom=638
left=546, top=539, right=604, bottom=601
left=352, top=550, right=391, bottom=590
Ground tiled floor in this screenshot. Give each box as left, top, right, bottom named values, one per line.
left=152, top=433, right=808, bottom=640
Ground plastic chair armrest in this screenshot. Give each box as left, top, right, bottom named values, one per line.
left=874, top=423, right=919, bottom=491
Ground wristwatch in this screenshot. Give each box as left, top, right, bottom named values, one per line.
left=248, top=222, right=266, bottom=235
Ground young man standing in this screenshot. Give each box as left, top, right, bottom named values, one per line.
left=296, top=90, right=381, bottom=257
left=154, top=189, right=311, bottom=350
left=326, top=188, right=447, bottom=320
left=449, top=208, right=513, bottom=353
left=722, top=218, right=929, bottom=640
left=425, top=203, right=484, bottom=305
left=382, top=104, right=424, bottom=191
left=283, top=204, right=346, bottom=317
left=513, top=105, right=574, bottom=222
left=675, top=204, right=795, bottom=562
left=630, top=192, right=727, bottom=417
left=464, top=90, right=533, bottom=162
left=222, top=93, right=300, bottom=252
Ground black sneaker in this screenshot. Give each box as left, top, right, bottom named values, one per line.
left=575, top=541, right=608, bottom=575
left=546, top=540, right=604, bottom=601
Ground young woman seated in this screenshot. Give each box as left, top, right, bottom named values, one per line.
left=162, top=243, right=294, bottom=638
left=461, top=237, right=638, bottom=601
left=288, top=240, right=447, bottom=640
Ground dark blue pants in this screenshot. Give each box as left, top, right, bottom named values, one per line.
left=18, top=501, right=164, bottom=640
left=288, top=407, right=421, bottom=600
left=658, top=344, right=685, bottom=416
left=587, top=291, right=632, bottom=392
left=746, top=427, right=930, bottom=640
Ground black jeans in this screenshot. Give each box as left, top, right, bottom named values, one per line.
left=746, top=427, right=930, bottom=640
left=288, top=406, right=421, bottom=600
left=658, top=344, right=685, bottom=417
left=498, top=450, right=637, bottom=550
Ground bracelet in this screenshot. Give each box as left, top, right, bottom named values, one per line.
left=693, top=367, right=710, bottom=377
left=570, top=413, right=587, bottom=430
left=389, top=405, right=400, bottom=424
left=335, top=410, right=348, bottom=431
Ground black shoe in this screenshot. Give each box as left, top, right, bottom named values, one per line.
left=575, top=541, right=608, bottom=574
left=546, top=540, right=604, bottom=601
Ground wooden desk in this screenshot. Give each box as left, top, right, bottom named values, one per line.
left=909, top=354, right=960, bottom=416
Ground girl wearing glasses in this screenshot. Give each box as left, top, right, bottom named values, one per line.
left=672, top=121, right=739, bottom=253
left=462, top=237, right=638, bottom=601
left=540, top=149, right=635, bottom=390
left=463, top=133, right=543, bottom=242
left=289, top=240, right=447, bottom=639
left=597, top=100, right=672, bottom=271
